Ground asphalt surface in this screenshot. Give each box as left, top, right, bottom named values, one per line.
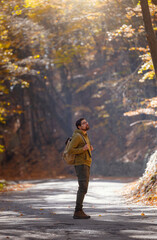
left=0, top=178, right=157, bottom=240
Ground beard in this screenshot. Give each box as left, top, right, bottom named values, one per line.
left=85, top=125, right=90, bottom=130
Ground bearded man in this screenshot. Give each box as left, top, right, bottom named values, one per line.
left=68, top=118, right=93, bottom=219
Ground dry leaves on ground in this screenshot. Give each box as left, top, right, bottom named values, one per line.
left=0, top=183, right=33, bottom=193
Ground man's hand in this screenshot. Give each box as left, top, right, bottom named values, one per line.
left=83, top=144, right=90, bottom=151
left=90, top=145, right=94, bottom=151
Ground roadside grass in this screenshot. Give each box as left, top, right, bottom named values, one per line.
left=0, top=181, right=33, bottom=193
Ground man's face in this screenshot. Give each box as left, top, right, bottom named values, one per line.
left=79, top=119, right=90, bottom=131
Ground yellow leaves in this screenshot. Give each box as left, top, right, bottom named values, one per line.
left=0, top=42, right=10, bottom=49
left=94, top=104, right=110, bottom=118
left=24, top=0, right=50, bottom=9
left=0, top=101, right=23, bottom=125
left=0, top=107, right=7, bottom=124
left=126, top=11, right=136, bottom=20
left=0, top=182, right=6, bottom=191
left=0, top=183, right=33, bottom=192
left=101, top=113, right=110, bottom=118
left=4, top=102, right=10, bottom=106
left=24, top=0, right=41, bottom=8
left=14, top=65, right=18, bottom=70
left=0, top=85, right=9, bottom=94
left=0, top=145, right=5, bottom=153
left=134, top=50, right=155, bottom=82
left=141, top=212, right=145, bottom=216
left=145, top=97, right=157, bottom=108
left=21, top=81, right=30, bottom=88
left=115, top=24, right=135, bottom=38
left=98, top=111, right=110, bottom=118
left=124, top=108, right=155, bottom=117
left=15, top=10, right=22, bottom=15
left=139, top=71, right=155, bottom=82
left=138, top=26, right=145, bottom=33
left=129, top=47, right=147, bottom=52
left=0, top=117, right=6, bottom=124
left=34, top=55, right=40, bottom=59
left=148, top=0, right=152, bottom=4
left=12, top=5, right=22, bottom=16
left=140, top=101, right=146, bottom=106
left=138, top=60, right=153, bottom=74
left=14, top=5, right=20, bottom=11
left=76, top=80, right=95, bottom=93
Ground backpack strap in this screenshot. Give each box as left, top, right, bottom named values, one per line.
left=77, top=133, right=92, bottom=158
left=77, top=133, right=86, bottom=144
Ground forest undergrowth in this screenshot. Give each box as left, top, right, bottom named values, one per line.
left=123, top=150, right=157, bottom=206
left=0, top=180, right=33, bottom=193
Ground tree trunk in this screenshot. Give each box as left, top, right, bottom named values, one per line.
left=140, top=0, right=157, bottom=83
left=60, top=66, right=73, bottom=135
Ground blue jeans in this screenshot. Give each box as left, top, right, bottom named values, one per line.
left=74, top=164, right=90, bottom=211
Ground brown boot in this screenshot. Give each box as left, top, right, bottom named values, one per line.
left=73, top=210, right=90, bottom=219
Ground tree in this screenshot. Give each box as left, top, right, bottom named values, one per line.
left=1, top=0, right=154, bottom=179
left=140, top=0, right=157, bottom=81
left=123, top=0, right=157, bottom=205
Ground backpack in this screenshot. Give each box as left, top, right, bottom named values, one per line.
left=63, top=133, right=87, bottom=165
left=62, top=137, right=75, bottom=165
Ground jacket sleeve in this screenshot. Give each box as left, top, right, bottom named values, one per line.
left=67, top=134, right=85, bottom=155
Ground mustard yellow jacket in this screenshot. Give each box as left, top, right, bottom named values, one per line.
left=67, top=129, right=92, bottom=167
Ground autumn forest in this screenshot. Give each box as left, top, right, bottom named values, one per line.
left=0, top=0, right=157, bottom=180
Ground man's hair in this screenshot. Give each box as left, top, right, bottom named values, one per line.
left=76, top=118, right=85, bottom=129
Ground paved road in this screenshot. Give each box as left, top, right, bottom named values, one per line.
left=0, top=178, right=157, bottom=240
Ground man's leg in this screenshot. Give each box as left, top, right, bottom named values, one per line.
left=73, top=164, right=90, bottom=219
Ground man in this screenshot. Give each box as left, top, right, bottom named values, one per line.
left=68, top=118, right=93, bottom=219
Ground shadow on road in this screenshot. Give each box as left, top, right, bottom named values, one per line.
left=0, top=179, right=157, bottom=240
